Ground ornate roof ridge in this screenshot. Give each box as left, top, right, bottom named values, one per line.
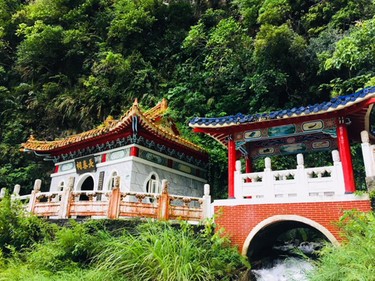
left=22, top=99, right=205, bottom=154
left=189, top=87, right=375, bottom=128
left=144, top=98, right=168, bottom=118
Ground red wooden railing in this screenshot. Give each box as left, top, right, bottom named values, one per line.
left=3, top=177, right=211, bottom=223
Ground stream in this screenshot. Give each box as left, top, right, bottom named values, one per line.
left=250, top=241, right=322, bottom=281
left=252, top=257, right=314, bottom=281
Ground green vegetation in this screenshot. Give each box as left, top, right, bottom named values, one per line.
left=0, top=193, right=55, bottom=257
left=1, top=2, right=375, bottom=279
left=309, top=211, right=375, bottom=281
left=94, top=222, right=249, bottom=280
left=0, top=0, right=375, bottom=197
left=0, top=198, right=249, bottom=280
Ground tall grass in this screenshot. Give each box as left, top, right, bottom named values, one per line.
left=309, top=211, right=375, bottom=281
left=0, top=218, right=114, bottom=280
left=0, top=213, right=249, bottom=281
left=94, top=221, right=249, bottom=281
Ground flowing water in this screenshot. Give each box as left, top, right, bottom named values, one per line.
left=250, top=241, right=321, bottom=281
left=252, top=257, right=314, bottom=281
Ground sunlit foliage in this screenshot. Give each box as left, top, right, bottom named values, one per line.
left=0, top=0, right=374, bottom=197
left=309, top=211, right=375, bottom=281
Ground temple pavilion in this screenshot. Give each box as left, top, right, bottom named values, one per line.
left=189, top=87, right=375, bottom=198
left=22, top=99, right=208, bottom=198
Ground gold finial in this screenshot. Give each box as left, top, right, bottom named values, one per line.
left=133, top=98, right=139, bottom=106
left=161, top=98, right=168, bottom=111
left=28, top=134, right=35, bottom=141
left=103, top=115, right=115, bottom=126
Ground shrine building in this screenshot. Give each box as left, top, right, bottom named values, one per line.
left=190, top=87, right=375, bottom=197
left=21, top=99, right=208, bottom=198
left=189, top=87, right=375, bottom=257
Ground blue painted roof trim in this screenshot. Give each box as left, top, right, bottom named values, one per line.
left=189, top=87, right=375, bottom=127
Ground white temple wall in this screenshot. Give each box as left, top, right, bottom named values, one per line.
left=50, top=172, right=75, bottom=192
left=50, top=157, right=134, bottom=193
left=130, top=158, right=206, bottom=197
left=96, top=158, right=133, bottom=192
left=50, top=145, right=207, bottom=197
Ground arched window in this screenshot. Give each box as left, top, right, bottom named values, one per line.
left=145, top=174, right=160, bottom=194
left=58, top=181, right=65, bottom=191
left=108, top=171, right=118, bottom=190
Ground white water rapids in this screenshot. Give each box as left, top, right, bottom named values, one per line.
left=252, top=257, right=314, bottom=281
left=250, top=241, right=321, bottom=281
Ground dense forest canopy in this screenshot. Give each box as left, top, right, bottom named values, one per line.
left=1, top=0, right=375, bottom=197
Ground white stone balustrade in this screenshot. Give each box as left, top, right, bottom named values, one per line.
left=234, top=150, right=345, bottom=202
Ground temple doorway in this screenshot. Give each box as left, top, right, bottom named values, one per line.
left=79, top=176, right=94, bottom=201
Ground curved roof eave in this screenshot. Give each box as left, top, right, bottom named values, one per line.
left=189, top=87, right=375, bottom=129
left=22, top=100, right=206, bottom=156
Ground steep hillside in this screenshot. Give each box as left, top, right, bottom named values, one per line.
left=1, top=0, right=374, bottom=197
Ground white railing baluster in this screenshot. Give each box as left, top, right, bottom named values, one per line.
left=232, top=150, right=348, bottom=201
left=361, top=130, right=375, bottom=177
left=234, top=160, right=242, bottom=199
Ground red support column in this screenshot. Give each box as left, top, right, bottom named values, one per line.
left=245, top=156, right=252, bottom=173
left=336, top=118, right=355, bottom=193
left=228, top=137, right=236, bottom=198
left=245, top=156, right=252, bottom=183
left=101, top=153, right=107, bottom=163
left=130, top=146, right=139, bottom=157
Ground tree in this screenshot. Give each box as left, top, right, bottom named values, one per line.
left=319, top=18, right=375, bottom=95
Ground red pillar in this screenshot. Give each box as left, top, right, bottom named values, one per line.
left=336, top=118, right=355, bottom=193
left=245, top=156, right=252, bottom=173
left=101, top=153, right=107, bottom=163
left=130, top=146, right=139, bottom=157
left=245, top=156, right=252, bottom=183
left=228, top=137, right=236, bottom=198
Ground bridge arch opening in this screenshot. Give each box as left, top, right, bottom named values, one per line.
left=242, top=215, right=338, bottom=264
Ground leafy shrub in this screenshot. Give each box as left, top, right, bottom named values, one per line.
left=0, top=193, right=55, bottom=257
left=22, top=220, right=112, bottom=273
left=309, top=211, right=375, bottom=281
left=0, top=218, right=114, bottom=280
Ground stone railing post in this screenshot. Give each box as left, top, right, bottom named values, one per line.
left=107, top=176, right=121, bottom=219
left=361, top=131, right=375, bottom=177
left=296, top=154, right=308, bottom=197
left=10, top=184, right=21, bottom=201
left=332, top=150, right=345, bottom=195
left=296, top=153, right=304, bottom=169
left=27, top=179, right=41, bottom=213
left=263, top=157, right=273, bottom=198
left=0, top=188, right=6, bottom=199
left=234, top=160, right=242, bottom=199
left=12, top=184, right=20, bottom=196
left=361, top=131, right=375, bottom=192
left=157, top=179, right=170, bottom=220
left=59, top=177, right=74, bottom=219
left=202, top=184, right=211, bottom=219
